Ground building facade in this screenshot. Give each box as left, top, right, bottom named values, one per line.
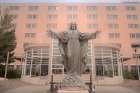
left=0, top=2, right=140, bottom=84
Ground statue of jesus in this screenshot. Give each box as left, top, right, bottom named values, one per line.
left=48, top=23, right=100, bottom=75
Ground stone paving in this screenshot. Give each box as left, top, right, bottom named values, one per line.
left=2, top=85, right=139, bottom=93
left=96, top=86, right=138, bottom=93
left=0, top=79, right=32, bottom=93
left=0, top=79, right=140, bottom=93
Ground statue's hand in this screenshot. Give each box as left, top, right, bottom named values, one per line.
left=96, top=31, right=101, bottom=35
left=47, top=30, right=56, bottom=37
left=47, top=30, right=52, bottom=35
left=95, top=31, right=101, bottom=37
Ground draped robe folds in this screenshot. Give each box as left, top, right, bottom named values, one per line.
left=49, top=30, right=97, bottom=75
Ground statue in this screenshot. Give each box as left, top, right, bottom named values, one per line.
left=48, top=23, right=100, bottom=89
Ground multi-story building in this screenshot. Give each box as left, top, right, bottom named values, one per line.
left=0, top=1, right=140, bottom=84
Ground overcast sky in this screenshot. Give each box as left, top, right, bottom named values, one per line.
left=0, top=0, right=140, bottom=3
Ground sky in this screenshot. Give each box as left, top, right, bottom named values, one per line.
left=0, top=0, right=140, bottom=3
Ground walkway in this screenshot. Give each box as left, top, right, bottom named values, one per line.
left=0, top=79, right=140, bottom=93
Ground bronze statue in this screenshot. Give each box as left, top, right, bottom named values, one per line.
left=48, top=23, right=100, bottom=75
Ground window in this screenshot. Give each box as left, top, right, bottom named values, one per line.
left=27, top=14, right=37, bottom=19
left=107, top=14, right=118, bottom=20
left=126, top=6, right=136, bottom=11
left=8, top=5, right=20, bottom=11
left=67, top=14, right=77, bottom=20
left=87, top=14, right=97, bottom=19
left=127, top=15, right=138, bottom=20
left=87, top=6, right=97, bottom=11
left=131, top=65, right=137, bottom=73
left=133, top=54, right=140, bottom=59
left=28, top=6, right=39, bottom=11
left=108, top=24, right=119, bottom=29
left=128, top=24, right=139, bottom=29
left=25, top=33, right=36, bottom=38
left=67, top=6, right=78, bottom=11
left=88, top=24, right=98, bottom=29
left=47, top=14, right=57, bottom=20
left=124, top=65, right=128, bottom=71
left=106, top=6, right=117, bottom=11
left=47, top=23, right=57, bottom=29
left=109, top=33, right=120, bottom=39
left=130, top=33, right=140, bottom=39
left=26, top=24, right=36, bottom=29
left=48, top=6, right=57, bottom=12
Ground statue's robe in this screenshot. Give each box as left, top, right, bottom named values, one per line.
left=50, top=30, right=97, bottom=75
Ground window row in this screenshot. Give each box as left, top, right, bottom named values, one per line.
left=25, top=23, right=58, bottom=29
left=11, top=14, right=139, bottom=21
left=24, top=32, right=140, bottom=39
left=7, top=5, right=138, bottom=11
left=109, top=33, right=140, bottom=39
left=25, top=23, right=139, bottom=29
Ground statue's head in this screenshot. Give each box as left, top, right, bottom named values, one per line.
left=70, top=23, right=77, bottom=30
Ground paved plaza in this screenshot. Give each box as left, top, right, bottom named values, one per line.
left=0, top=79, right=140, bottom=93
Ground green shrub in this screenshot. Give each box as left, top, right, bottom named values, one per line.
left=0, top=65, right=5, bottom=77
left=131, top=72, right=138, bottom=80
left=0, top=65, right=21, bottom=79
left=7, top=69, right=21, bottom=78
left=123, top=71, right=138, bottom=80
left=104, top=70, right=113, bottom=77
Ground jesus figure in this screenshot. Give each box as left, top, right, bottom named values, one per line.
left=48, top=23, right=100, bottom=75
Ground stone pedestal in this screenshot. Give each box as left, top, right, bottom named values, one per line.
left=58, top=90, right=89, bottom=93
left=56, top=74, right=90, bottom=93
left=57, top=87, right=89, bottom=93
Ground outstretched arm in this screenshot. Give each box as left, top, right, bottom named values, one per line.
left=47, top=30, right=61, bottom=39
left=79, top=31, right=100, bottom=40
left=48, top=30, right=69, bottom=43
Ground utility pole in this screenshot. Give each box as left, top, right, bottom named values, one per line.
left=4, top=51, right=9, bottom=80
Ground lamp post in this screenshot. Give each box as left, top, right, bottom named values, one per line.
left=4, top=51, right=9, bottom=80
left=134, top=48, right=140, bottom=80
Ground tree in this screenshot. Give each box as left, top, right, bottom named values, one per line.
left=0, top=10, right=16, bottom=64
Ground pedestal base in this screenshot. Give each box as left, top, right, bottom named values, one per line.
left=58, top=89, right=89, bottom=93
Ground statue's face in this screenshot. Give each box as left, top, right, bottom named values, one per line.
left=70, top=23, right=77, bottom=30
